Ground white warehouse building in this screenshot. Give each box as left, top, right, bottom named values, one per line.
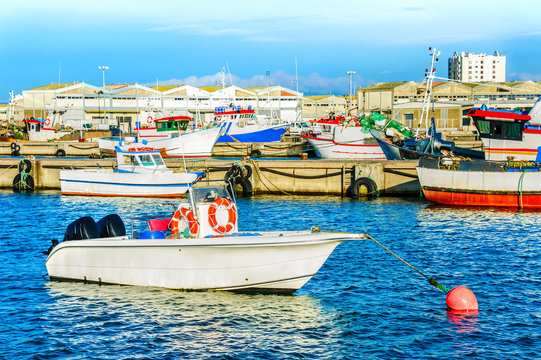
left=448, top=51, right=506, bottom=82
left=22, top=82, right=302, bottom=131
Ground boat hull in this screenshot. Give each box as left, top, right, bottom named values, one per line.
left=216, top=123, right=289, bottom=143
left=60, top=170, right=201, bottom=197
left=45, top=231, right=365, bottom=293
left=417, top=157, right=541, bottom=208
left=302, top=125, right=386, bottom=159
left=99, top=125, right=224, bottom=157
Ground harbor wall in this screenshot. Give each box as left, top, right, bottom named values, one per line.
left=0, top=157, right=420, bottom=196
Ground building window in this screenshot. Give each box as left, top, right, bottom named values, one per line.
left=405, top=113, right=414, bottom=128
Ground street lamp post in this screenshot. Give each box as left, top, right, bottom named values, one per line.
left=98, top=66, right=109, bottom=124
left=346, top=71, right=356, bottom=115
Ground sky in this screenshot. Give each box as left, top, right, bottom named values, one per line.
left=1, top=0, right=541, bottom=103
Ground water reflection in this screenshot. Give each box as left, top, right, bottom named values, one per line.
left=43, top=282, right=343, bottom=357
left=447, top=309, right=479, bottom=334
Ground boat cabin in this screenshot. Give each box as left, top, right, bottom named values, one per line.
left=115, top=146, right=171, bottom=173
left=468, top=106, right=531, bottom=141
left=148, top=183, right=239, bottom=239
left=154, top=116, right=191, bottom=132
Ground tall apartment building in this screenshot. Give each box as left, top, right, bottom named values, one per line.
left=448, top=51, right=506, bottom=82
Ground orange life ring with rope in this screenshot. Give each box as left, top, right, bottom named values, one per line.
left=170, top=207, right=199, bottom=237
left=208, top=197, right=237, bottom=234
left=147, top=115, right=153, bottom=124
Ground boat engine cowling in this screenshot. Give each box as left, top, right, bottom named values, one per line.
left=64, top=216, right=99, bottom=241
left=96, top=214, right=126, bottom=238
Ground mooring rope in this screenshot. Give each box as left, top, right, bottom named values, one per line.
left=248, top=159, right=292, bottom=196
left=366, top=234, right=450, bottom=293
left=518, top=171, right=526, bottom=210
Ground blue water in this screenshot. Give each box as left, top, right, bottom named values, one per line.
left=0, top=191, right=539, bottom=359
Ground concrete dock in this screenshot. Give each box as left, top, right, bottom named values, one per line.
left=0, top=137, right=310, bottom=158
left=1, top=156, right=420, bottom=196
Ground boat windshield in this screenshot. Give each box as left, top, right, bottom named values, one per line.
left=191, top=187, right=232, bottom=204
left=151, top=153, right=164, bottom=165
left=139, top=154, right=156, bottom=166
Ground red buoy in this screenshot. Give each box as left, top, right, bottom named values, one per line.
left=446, top=286, right=478, bottom=311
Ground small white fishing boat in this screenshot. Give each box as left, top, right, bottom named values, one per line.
left=60, top=147, right=204, bottom=197
left=45, top=182, right=366, bottom=293
left=23, top=116, right=70, bottom=141
left=302, top=118, right=386, bottom=159
left=99, top=117, right=226, bottom=157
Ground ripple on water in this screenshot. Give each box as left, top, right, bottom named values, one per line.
left=0, top=190, right=539, bottom=358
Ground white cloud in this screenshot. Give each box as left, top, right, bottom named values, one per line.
left=509, top=73, right=541, bottom=81
left=149, top=70, right=355, bottom=95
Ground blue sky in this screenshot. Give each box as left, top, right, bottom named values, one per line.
left=1, top=0, right=541, bottom=103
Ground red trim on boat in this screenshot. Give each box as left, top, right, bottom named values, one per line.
left=423, top=189, right=541, bottom=208
left=214, top=110, right=255, bottom=115
left=523, top=128, right=541, bottom=134
left=468, top=109, right=531, bottom=121
left=61, top=192, right=187, bottom=198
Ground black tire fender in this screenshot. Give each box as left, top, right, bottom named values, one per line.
left=350, top=177, right=378, bottom=198
left=12, top=173, right=34, bottom=193
left=250, top=149, right=262, bottom=157
left=18, top=159, right=32, bottom=173
left=55, top=149, right=66, bottom=157
left=238, top=178, right=252, bottom=197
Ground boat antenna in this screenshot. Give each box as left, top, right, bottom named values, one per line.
left=416, top=47, right=440, bottom=139
left=226, top=62, right=233, bottom=86
left=295, top=56, right=303, bottom=122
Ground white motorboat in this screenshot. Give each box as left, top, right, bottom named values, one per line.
left=60, top=147, right=204, bottom=197
left=45, top=182, right=366, bottom=293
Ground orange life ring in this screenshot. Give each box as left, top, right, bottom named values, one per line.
left=170, top=207, right=199, bottom=237
left=44, top=118, right=51, bottom=126
left=217, top=115, right=222, bottom=121
left=147, top=116, right=153, bottom=124
left=208, top=198, right=237, bottom=234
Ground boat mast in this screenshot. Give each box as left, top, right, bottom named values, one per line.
left=295, top=56, right=303, bottom=122
left=416, top=47, right=440, bottom=138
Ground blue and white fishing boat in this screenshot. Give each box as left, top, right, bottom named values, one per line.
left=214, top=106, right=290, bottom=143
left=60, top=147, right=204, bottom=197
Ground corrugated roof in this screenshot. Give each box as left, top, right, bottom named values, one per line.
left=150, top=85, right=182, bottom=91
left=200, top=86, right=222, bottom=92
left=362, top=81, right=409, bottom=91
left=29, top=82, right=80, bottom=91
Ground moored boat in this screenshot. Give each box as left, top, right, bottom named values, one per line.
left=60, top=147, right=204, bottom=197
left=45, top=181, right=367, bottom=293
left=98, top=116, right=226, bottom=157
left=213, top=105, right=290, bottom=143
left=371, top=118, right=485, bottom=160
left=23, top=116, right=70, bottom=141
left=416, top=156, right=541, bottom=208
left=468, top=97, right=541, bottom=161
left=301, top=115, right=386, bottom=159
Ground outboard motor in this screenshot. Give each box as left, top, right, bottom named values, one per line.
left=96, top=214, right=126, bottom=238
left=64, top=216, right=99, bottom=241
